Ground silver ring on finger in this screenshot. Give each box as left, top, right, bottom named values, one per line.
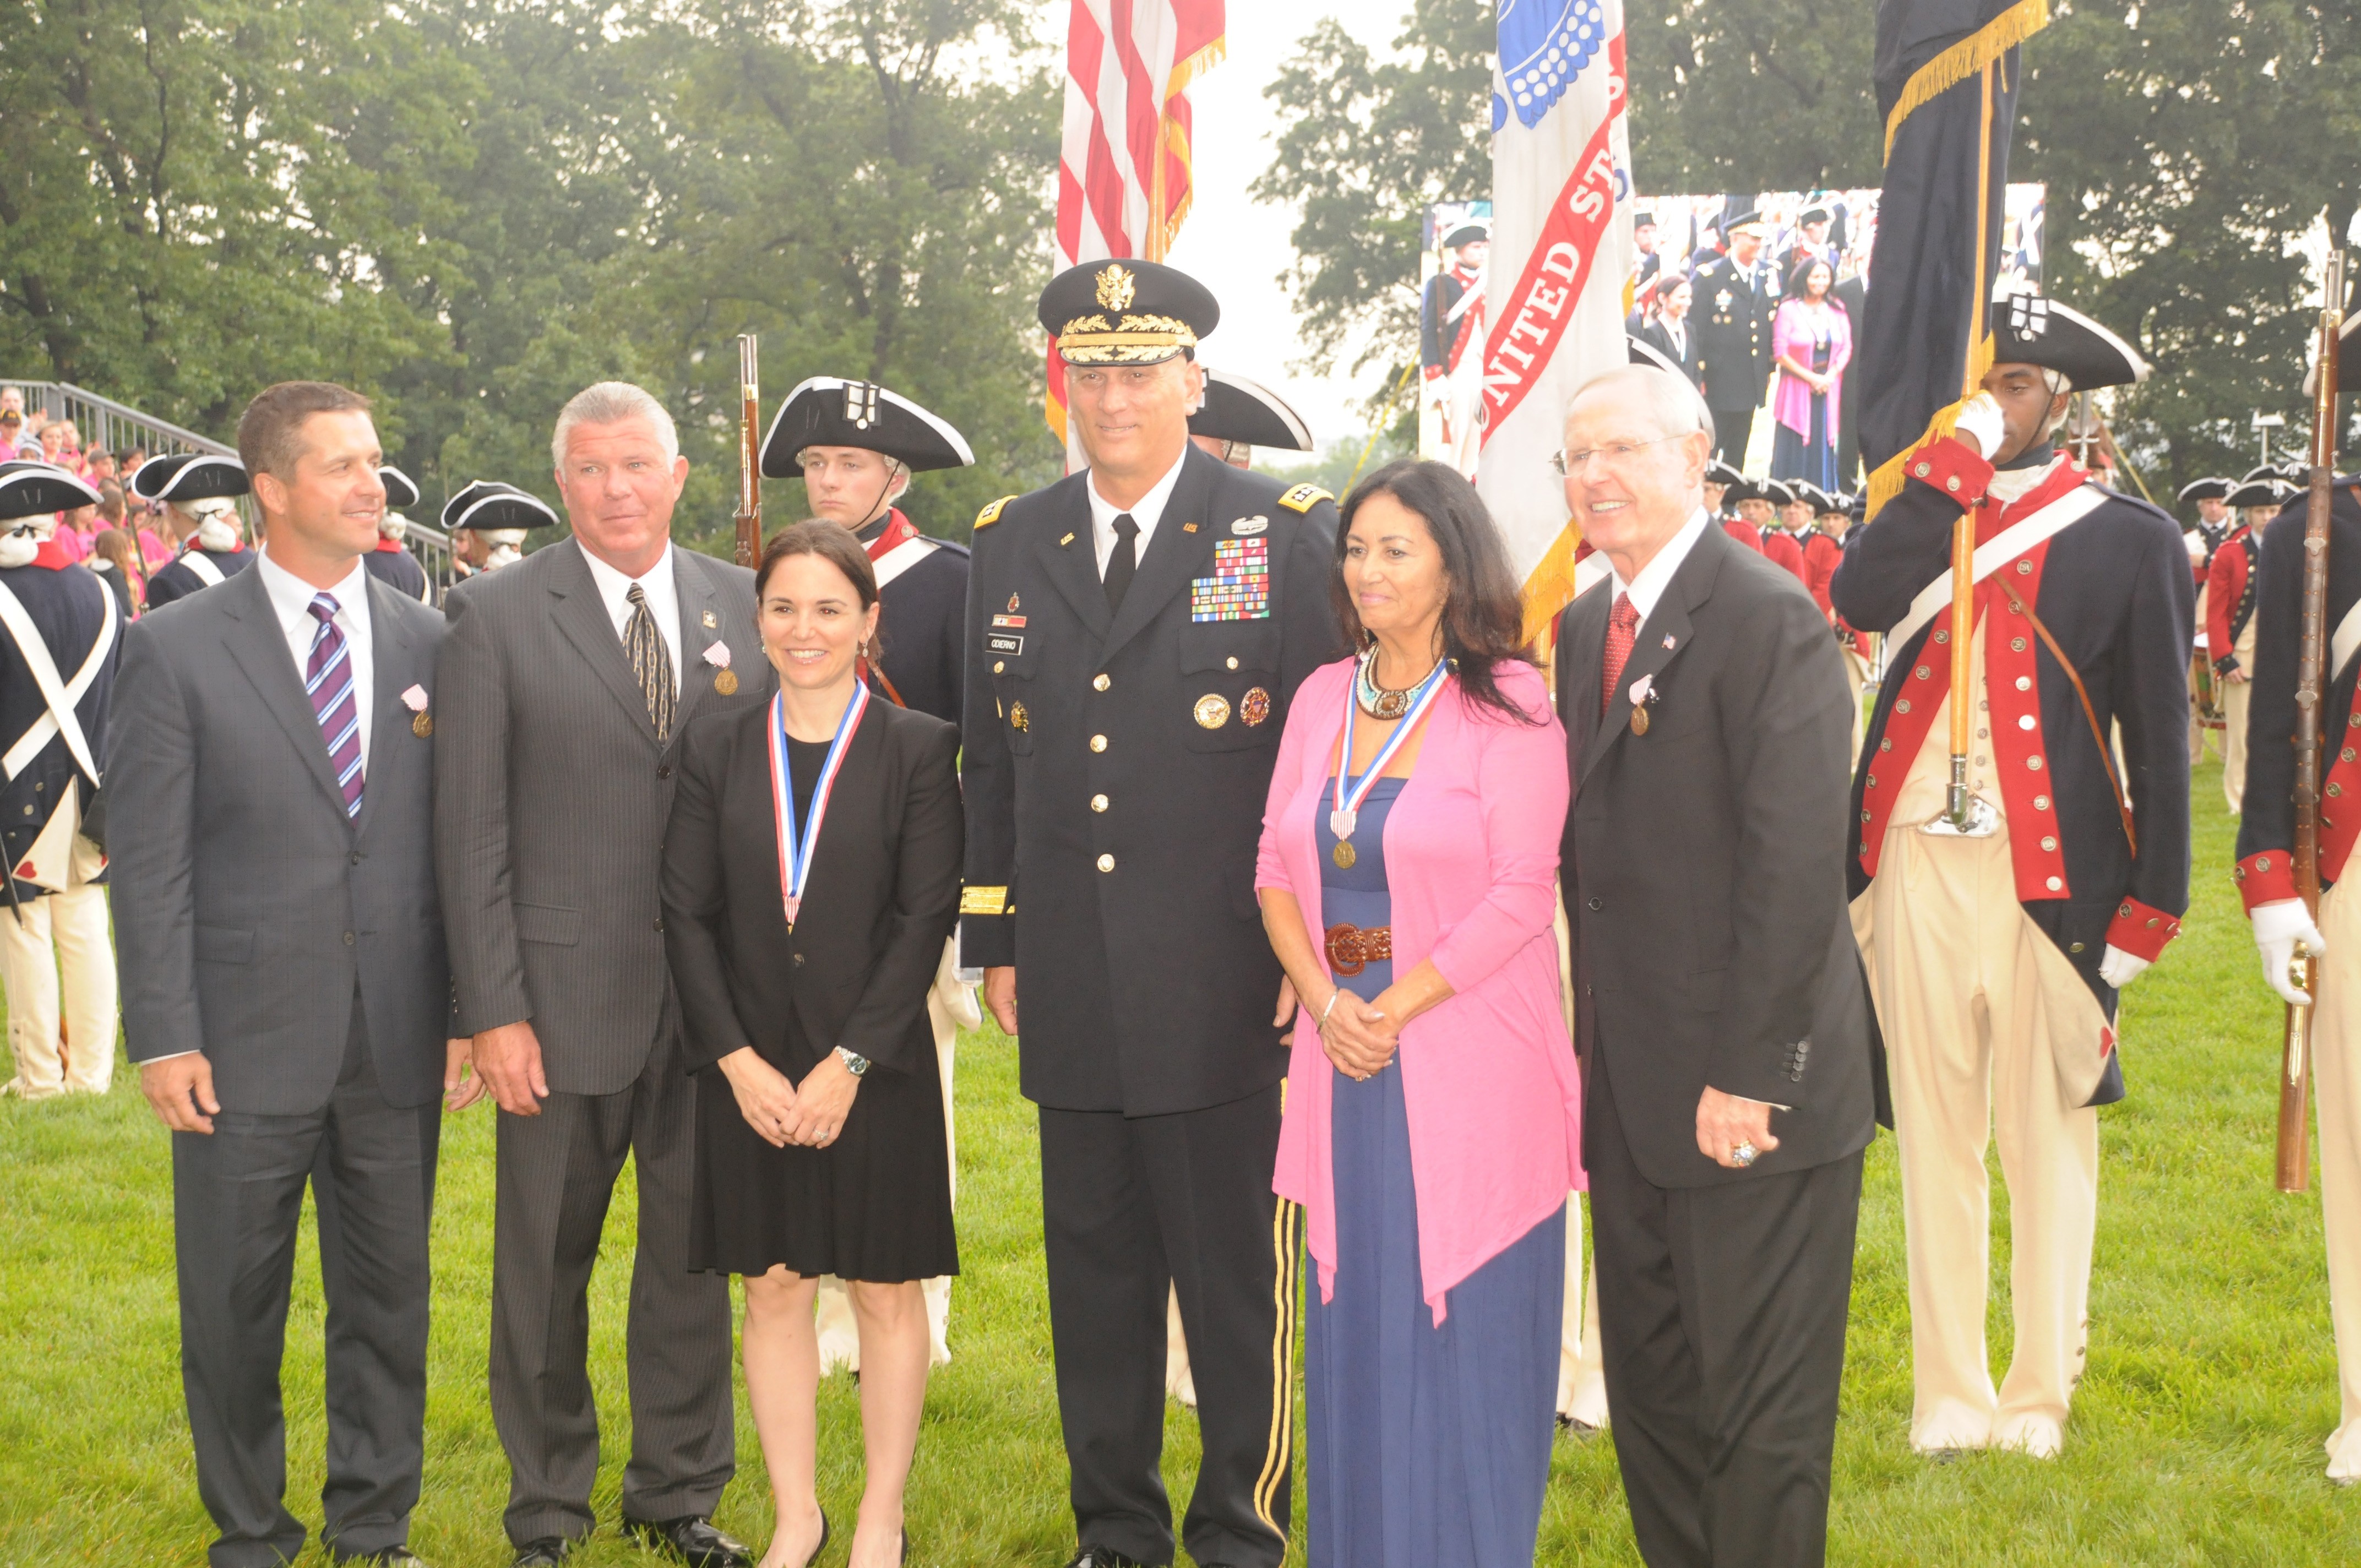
left=1731, top=1140, right=1758, bottom=1168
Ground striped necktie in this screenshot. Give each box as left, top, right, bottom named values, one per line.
left=306, top=592, right=365, bottom=817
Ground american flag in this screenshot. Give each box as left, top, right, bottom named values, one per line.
left=1048, top=0, right=1226, bottom=443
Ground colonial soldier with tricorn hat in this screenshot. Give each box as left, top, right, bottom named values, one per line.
left=961, top=257, right=1340, bottom=1568
left=760, top=375, right=975, bottom=725
left=133, top=452, right=254, bottom=608
left=2210, top=475, right=2297, bottom=813
left=1832, top=287, right=2193, bottom=1460
left=362, top=464, right=432, bottom=603
left=439, top=480, right=558, bottom=580
left=2234, top=299, right=2361, bottom=1483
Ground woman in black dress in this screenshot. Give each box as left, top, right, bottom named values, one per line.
left=662, top=521, right=962, bottom=1568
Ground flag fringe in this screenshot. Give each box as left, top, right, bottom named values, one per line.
left=1862, top=329, right=1996, bottom=522
left=1167, top=36, right=1226, bottom=101
left=1881, top=0, right=2050, bottom=162
left=1520, top=524, right=1587, bottom=646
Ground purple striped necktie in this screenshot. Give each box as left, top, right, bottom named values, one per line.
left=306, top=592, right=365, bottom=817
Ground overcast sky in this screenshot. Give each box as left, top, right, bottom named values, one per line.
left=1151, top=3, right=1411, bottom=451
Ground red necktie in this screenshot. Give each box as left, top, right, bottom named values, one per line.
left=1601, top=593, right=1639, bottom=715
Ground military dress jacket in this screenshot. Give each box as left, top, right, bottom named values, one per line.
left=1831, top=438, right=2194, bottom=1060
left=2204, top=523, right=2259, bottom=677
left=959, top=443, right=1342, bottom=1116
left=2234, top=480, right=2361, bottom=909
left=1691, top=254, right=1777, bottom=412
left=860, top=509, right=969, bottom=725
left=0, top=546, right=118, bottom=900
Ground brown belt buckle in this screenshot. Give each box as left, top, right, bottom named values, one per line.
left=1324, top=922, right=1391, bottom=977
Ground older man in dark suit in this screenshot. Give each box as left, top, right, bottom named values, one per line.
left=112, top=381, right=462, bottom=1568
left=436, top=383, right=769, bottom=1567
left=1554, top=363, right=1879, bottom=1567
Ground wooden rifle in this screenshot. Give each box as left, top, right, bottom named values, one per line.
left=2283, top=249, right=2345, bottom=1194
left=735, top=334, right=761, bottom=569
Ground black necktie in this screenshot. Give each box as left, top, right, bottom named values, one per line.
left=1104, top=514, right=1140, bottom=614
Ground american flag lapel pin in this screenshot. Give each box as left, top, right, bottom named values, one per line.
left=1662, top=634, right=1676, bottom=649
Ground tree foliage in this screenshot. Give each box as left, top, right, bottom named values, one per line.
left=1257, top=0, right=2361, bottom=494
left=0, top=0, right=1062, bottom=549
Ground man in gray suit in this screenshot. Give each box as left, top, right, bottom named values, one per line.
left=112, top=381, right=466, bottom=1568
left=437, top=382, right=768, bottom=1567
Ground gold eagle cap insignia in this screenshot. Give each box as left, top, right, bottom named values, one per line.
left=1095, top=263, right=1137, bottom=311
left=1278, top=483, right=1334, bottom=514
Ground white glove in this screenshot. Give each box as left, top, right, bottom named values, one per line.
left=2253, top=899, right=2329, bottom=1006
left=1952, top=391, right=2008, bottom=461
left=2098, top=945, right=2150, bottom=989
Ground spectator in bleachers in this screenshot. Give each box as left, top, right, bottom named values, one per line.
left=89, top=528, right=142, bottom=621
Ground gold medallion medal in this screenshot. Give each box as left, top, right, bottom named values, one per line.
left=1194, top=693, right=1232, bottom=729
left=1010, top=700, right=1029, bottom=731
left=1629, top=705, right=1649, bottom=736
left=1331, top=839, right=1357, bottom=869
left=411, top=712, right=433, bottom=738
left=1241, top=687, right=1272, bottom=727
left=713, top=668, right=739, bottom=696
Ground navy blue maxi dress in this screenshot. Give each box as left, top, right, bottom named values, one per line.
left=1305, top=776, right=1566, bottom=1568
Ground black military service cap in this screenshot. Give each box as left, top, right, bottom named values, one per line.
left=1988, top=288, right=2150, bottom=390
left=1189, top=369, right=1313, bottom=452
left=1441, top=221, right=1490, bottom=251
left=130, top=451, right=249, bottom=503
left=2226, top=477, right=2297, bottom=510
left=442, top=480, right=560, bottom=535
left=2177, top=477, right=2232, bottom=504
left=1040, top=259, right=1220, bottom=367
left=378, top=464, right=422, bottom=510
left=0, top=460, right=102, bottom=522
left=1705, top=458, right=1743, bottom=489
left=1633, top=210, right=1656, bottom=228
left=759, top=377, right=975, bottom=479
left=2303, top=310, right=2359, bottom=398
left=1723, top=209, right=1769, bottom=237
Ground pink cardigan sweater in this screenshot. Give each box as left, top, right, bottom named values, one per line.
left=1256, top=657, right=1583, bottom=1321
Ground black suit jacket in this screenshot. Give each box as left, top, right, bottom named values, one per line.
left=959, top=443, right=1342, bottom=1115
left=1557, top=522, right=1880, bottom=1189
left=1639, top=315, right=1703, bottom=391
left=661, top=695, right=962, bottom=1080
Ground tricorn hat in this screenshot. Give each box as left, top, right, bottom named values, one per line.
left=1757, top=477, right=1800, bottom=507
left=442, top=480, right=560, bottom=536
left=1989, top=288, right=2150, bottom=391
left=1189, top=369, right=1313, bottom=452
left=130, top=451, right=249, bottom=503
left=759, top=378, right=975, bottom=479
left=2226, top=477, right=2297, bottom=510
left=0, top=461, right=102, bottom=524
left=1705, top=458, right=1744, bottom=489
left=1441, top=221, right=1491, bottom=251
left=2302, top=310, right=2360, bottom=398
left=1040, top=259, right=1219, bottom=367
left=1722, top=477, right=1761, bottom=505
left=377, top=464, right=421, bottom=511
left=2177, top=477, right=2232, bottom=505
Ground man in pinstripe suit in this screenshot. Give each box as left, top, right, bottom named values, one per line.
left=436, top=383, right=769, bottom=1568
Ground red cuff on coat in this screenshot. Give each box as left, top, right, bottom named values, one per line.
left=1905, top=435, right=1995, bottom=509
left=2106, top=897, right=2184, bottom=960
left=2233, top=851, right=2300, bottom=914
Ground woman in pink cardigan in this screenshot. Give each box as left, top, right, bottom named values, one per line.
left=1255, top=459, right=1582, bottom=1568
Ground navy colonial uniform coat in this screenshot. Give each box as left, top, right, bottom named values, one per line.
left=859, top=508, right=969, bottom=725
left=1831, top=436, right=2195, bottom=1102
left=145, top=542, right=255, bottom=608
left=958, top=443, right=1341, bottom=1116
left=0, top=543, right=118, bottom=900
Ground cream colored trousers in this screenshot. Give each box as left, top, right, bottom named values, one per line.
left=2306, top=879, right=2361, bottom=1479
left=2223, top=616, right=2257, bottom=814
left=1, top=884, right=117, bottom=1098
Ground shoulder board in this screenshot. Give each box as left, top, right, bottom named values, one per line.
left=1278, top=483, right=1334, bottom=514
left=973, top=495, right=1018, bottom=530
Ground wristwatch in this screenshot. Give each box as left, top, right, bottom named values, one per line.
left=834, top=1046, right=871, bottom=1077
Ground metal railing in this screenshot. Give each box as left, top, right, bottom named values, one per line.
left=1, top=379, right=455, bottom=594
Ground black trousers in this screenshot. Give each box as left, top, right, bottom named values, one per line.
left=1587, top=1050, right=1862, bottom=1568
left=1039, top=1084, right=1295, bottom=1568
left=1711, top=404, right=1759, bottom=466
left=173, top=997, right=440, bottom=1568
left=488, top=1024, right=736, bottom=1545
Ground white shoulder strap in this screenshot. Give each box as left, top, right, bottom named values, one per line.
left=1887, top=484, right=2110, bottom=655
left=872, top=534, right=939, bottom=590
left=2331, top=597, right=2361, bottom=684
left=179, top=551, right=225, bottom=588
left=0, top=575, right=116, bottom=783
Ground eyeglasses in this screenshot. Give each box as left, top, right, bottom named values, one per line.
left=1549, top=437, right=1682, bottom=477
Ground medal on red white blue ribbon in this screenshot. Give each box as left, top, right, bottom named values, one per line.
left=1330, top=651, right=1448, bottom=868
left=767, top=682, right=869, bottom=928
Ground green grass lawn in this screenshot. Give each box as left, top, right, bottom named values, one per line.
left=4, top=758, right=2358, bottom=1564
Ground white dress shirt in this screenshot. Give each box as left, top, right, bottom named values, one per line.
left=255, top=548, right=375, bottom=772
left=1663, top=319, right=1687, bottom=362
left=1086, top=446, right=1190, bottom=579
left=1606, top=507, right=1712, bottom=628
left=580, top=541, right=683, bottom=697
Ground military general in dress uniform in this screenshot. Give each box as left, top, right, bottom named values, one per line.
left=1832, top=292, right=2193, bottom=1460
left=1691, top=210, right=1779, bottom=465
left=2236, top=306, right=2361, bottom=1484
left=0, top=462, right=121, bottom=1099
left=960, top=259, right=1341, bottom=1568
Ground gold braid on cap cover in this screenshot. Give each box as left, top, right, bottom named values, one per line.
left=1057, top=313, right=1200, bottom=364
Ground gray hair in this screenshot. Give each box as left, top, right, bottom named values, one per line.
left=1565, top=363, right=1716, bottom=443
left=551, top=382, right=680, bottom=471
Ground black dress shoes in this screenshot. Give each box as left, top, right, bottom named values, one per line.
left=512, top=1542, right=576, bottom=1568
left=1060, top=1550, right=1145, bottom=1568
left=334, top=1551, right=431, bottom=1568
left=621, top=1513, right=755, bottom=1568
